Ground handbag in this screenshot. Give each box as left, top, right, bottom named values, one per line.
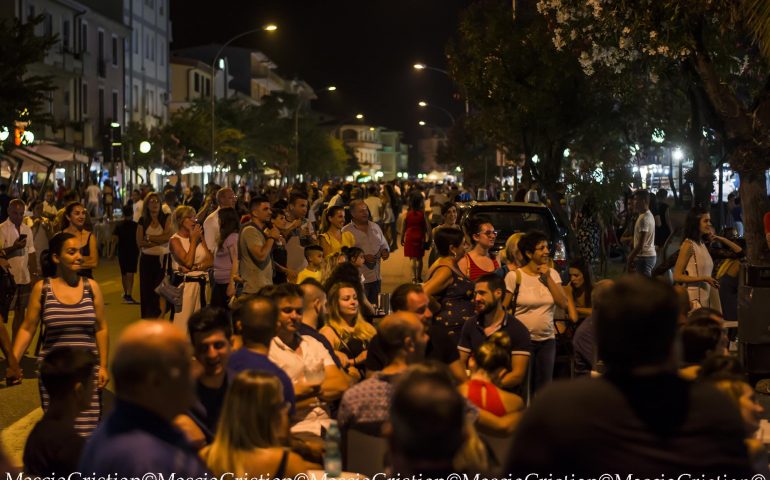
left=0, top=266, right=16, bottom=307
left=155, top=275, right=184, bottom=312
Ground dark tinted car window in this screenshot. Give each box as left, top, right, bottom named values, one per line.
left=468, top=209, right=554, bottom=241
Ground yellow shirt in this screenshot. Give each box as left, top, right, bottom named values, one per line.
left=296, top=267, right=322, bottom=284
left=319, top=231, right=355, bottom=258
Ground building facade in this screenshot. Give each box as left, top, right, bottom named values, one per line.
left=337, top=124, right=408, bottom=181
left=1, top=0, right=129, bottom=153
left=123, top=0, right=170, bottom=130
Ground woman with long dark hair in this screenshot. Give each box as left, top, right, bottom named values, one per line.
left=211, top=207, right=241, bottom=308
left=13, top=232, right=108, bottom=436
left=61, top=202, right=98, bottom=279
left=136, top=192, right=173, bottom=318
left=674, top=208, right=742, bottom=312
left=564, top=258, right=594, bottom=321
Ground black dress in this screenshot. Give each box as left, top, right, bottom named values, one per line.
left=78, top=232, right=94, bottom=279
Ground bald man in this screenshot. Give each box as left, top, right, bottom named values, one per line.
left=203, top=187, right=236, bottom=254
left=79, top=321, right=209, bottom=476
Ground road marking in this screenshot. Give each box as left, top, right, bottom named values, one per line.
left=1, top=407, right=42, bottom=467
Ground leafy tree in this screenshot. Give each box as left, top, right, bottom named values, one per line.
left=0, top=15, right=56, bottom=152
left=537, top=0, right=770, bottom=262
left=447, top=0, right=633, bottom=239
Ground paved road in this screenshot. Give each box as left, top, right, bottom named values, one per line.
left=0, top=246, right=419, bottom=464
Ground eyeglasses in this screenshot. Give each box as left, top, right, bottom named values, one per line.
left=281, top=307, right=303, bottom=315
left=479, top=230, right=498, bottom=237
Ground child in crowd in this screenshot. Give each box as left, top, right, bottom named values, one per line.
left=296, top=245, right=324, bottom=284
left=23, top=347, right=97, bottom=475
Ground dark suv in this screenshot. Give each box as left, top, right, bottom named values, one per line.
left=458, top=201, right=572, bottom=276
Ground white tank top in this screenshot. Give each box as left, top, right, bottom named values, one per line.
left=171, top=232, right=208, bottom=273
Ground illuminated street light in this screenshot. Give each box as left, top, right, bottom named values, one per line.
left=418, top=121, right=426, bottom=126
left=672, top=147, right=684, bottom=161
left=0, top=127, right=8, bottom=142
left=417, top=100, right=455, bottom=125
left=355, top=113, right=364, bottom=120
left=139, top=141, right=152, bottom=154
left=418, top=101, right=428, bottom=107
left=110, top=122, right=120, bottom=128
left=212, top=24, right=278, bottom=163
left=327, top=86, right=337, bottom=91
left=413, top=63, right=426, bottom=70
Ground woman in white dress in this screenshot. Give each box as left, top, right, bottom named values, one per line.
left=169, top=205, right=213, bottom=333
left=674, top=208, right=742, bottom=312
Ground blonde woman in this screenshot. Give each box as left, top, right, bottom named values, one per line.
left=318, top=206, right=355, bottom=258
left=169, top=205, right=213, bottom=333
left=202, top=371, right=319, bottom=477
left=320, top=282, right=376, bottom=379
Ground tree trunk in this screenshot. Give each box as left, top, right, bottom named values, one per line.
left=737, top=170, right=770, bottom=265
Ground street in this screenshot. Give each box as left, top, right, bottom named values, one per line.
left=0, top=247, right=418, bottom=465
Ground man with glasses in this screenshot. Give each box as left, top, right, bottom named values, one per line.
left=264, top=283, right=350, bottom=436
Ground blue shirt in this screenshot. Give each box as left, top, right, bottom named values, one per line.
left=79, top=400, right=210, bottom=476
left=228, top=348, right=296, bottom=414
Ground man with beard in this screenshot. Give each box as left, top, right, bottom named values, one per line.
left=458, top=273, right=531, bottom=390
left=298, top=279, right=342, bottom=368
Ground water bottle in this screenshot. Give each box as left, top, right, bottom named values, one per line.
left=324, top=420, right=342, bottom=477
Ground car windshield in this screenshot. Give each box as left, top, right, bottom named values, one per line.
left=469, top=209, right=554, bottom=243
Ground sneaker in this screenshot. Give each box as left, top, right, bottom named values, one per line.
left=122, top=295, right=139, bottom=304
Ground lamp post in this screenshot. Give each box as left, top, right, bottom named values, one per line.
left=413, top=63, right=469, bottom=114
left=417, top=100, right=455, bottom=125
left=210, top=24, right=277, bottom=166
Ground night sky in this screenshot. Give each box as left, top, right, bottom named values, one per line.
left=169, top=0, right=469, bottom=146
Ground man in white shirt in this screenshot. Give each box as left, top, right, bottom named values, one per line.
left=203, top=187, right=236, bottom=254
left=0, top=199, right=38, bottom=341
left=363, top=185, right=383, bottom=226
left=42, top=191, right=58, bottom=219
left=342, top=200, right=390, bottom=305
left=265, top=284, right=350, bottom=436
left=627, top=189, right=656, bottom=277
left=85, top=181, right=102, bottom=219
left=131, top=190, right=144, bottom=223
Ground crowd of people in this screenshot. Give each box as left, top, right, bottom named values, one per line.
left=1, top=177, right=770, bottom=476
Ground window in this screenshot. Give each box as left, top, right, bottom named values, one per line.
left=150, top=35, right=155, bottom=61
left=159, top=44, right=164, bottom=66
left=80, top=22, right=88, bottom=53
left=145, top=33, right=150, bottom=59
left=112, top=36, right=118, bottom=66
left=82, top=82, right=88, bottom=115
left=62, top=19, right=70, bottom=50
left=43, top=12, right=52, bottom=38
left=98, top=87, right=104, bottom=126
left=27, top=5, right=35, bottom=22
left=133, top=85, right=139, bottom=112
left=112, top=90, right=119, bottom=121
left=98, top=30, right=104, bottom=61
left=194, top=72, right=200, bottom=92
left=205, top=78, right=210, bottom=97
left=148, top=90, right=154, bottom=115
left=133, top=29, right=138, bottom=54
left=159, top=0, right=164, bottom=15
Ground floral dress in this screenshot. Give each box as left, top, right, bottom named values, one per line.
left=431, top=265, right=476, bottom=339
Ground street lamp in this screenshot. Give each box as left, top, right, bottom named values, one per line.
left=326, top=85, right=337, bottom=91
left=417, top=100, right=455, bottom=125
left=413, top=63, right=449, bottom=75
left=211, top=24, right=277, bottom=164
left=418, top=121, right=426, bottom=126
left=139, top=141, right=152, bottom=154
left=355, top=113, right=364, bottom=120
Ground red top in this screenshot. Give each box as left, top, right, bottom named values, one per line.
left=465, top=253, right=500, bottom=282
left=467, top=379, right=506, bottom=417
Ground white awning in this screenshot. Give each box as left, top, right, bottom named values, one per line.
left=6, top=143, right=89, bottom=173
